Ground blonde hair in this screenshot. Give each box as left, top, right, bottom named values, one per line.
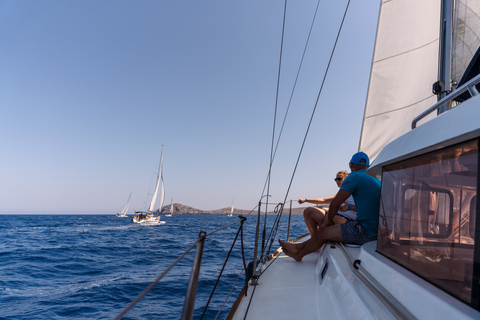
left=337, top=170, right=349, bottom=179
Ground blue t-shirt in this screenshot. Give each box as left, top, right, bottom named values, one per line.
left=340, top=169, right=381, bottom=237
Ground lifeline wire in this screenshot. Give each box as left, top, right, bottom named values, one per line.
left=200, top=217, right=246, bottom=320
left=112, top=240, right=199, bottom=320
left=114, top=217, right=245, bottom=320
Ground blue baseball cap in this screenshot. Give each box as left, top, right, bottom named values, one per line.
left=350, top=152, right=369, bottom=166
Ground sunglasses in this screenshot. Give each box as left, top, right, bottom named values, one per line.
left=334, top=177, right=343, bottom=181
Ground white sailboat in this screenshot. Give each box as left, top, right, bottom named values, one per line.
left=165, top=198, right=173, bottom=217
left=132, top=146, right=166, bottom=225
left=227, top=198, right=234, bottom=217
left=115, top=192, right=131, bottom=217
left=229, top=1, right=480, bottom=319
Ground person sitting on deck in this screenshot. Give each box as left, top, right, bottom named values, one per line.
left=279, top=152, right=381, bottom=261
left=298, top=170, right=357, bottom=237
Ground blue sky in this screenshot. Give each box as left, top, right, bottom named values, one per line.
left=0, top=0, right=380, bottom=213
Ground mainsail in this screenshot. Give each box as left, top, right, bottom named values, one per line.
left=148, top=146, right=165, bottom=213
left=360, top=0, right=480, bottom=163
left=359, top=0, right=441, bottom=161
left=122, top=192, right=132, bottom=214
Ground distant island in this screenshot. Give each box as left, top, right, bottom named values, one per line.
left=154, top=203, right=305, bottom=215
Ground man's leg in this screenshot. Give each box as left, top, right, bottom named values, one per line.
left=279, top=224, right=342, bottom=261
left=303, top=207, right=327, bottom=237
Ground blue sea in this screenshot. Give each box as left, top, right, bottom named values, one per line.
left=0, top=213, right=306, bottom=319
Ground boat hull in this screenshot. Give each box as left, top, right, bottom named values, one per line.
left=132, top=217, right=165, bottom=225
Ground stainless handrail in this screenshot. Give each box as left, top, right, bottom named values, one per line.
left=412, top=73, right=480, bottom=129
left=250, top=201, right=261, bottom=286
left=338, top=243, right=415, bottom=320
left=287, top=200, right=292, bottom=242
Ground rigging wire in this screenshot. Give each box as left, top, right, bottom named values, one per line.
left=264, top=0, right=288, bottom=233
left=258, top=0, right=323, bottom=202
left=260, top=0, right=324, bottom=260
left=263, top=0, right=353, bottom=262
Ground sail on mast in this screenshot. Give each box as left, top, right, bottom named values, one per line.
left=148, top=145, right=164, bottom=213
left=359, top=0, right=441, bottom=162
left=122, top=192, right=132, bottom=214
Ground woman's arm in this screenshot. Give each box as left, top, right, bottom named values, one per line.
left=298, top=196, right=335, bottom=205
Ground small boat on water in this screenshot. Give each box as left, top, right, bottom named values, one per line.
left=116, top=192, right=131, bottom=217
left=228, top=1, right=480, bottom=319
left=227, top=198, right=234, bottom=217
left=132, top=146, right=166, bottom=225
left=165, top=198, right=173, bottom=217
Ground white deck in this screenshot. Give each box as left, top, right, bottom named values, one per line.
left=231, top=249, right=319, bottom=319
left=229, top=237, right=480, bottom=320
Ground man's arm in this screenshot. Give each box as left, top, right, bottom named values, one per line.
left=324, top=189, right=351, bottom=226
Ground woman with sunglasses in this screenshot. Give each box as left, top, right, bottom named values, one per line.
left=298, top=170, right=356, bottom=237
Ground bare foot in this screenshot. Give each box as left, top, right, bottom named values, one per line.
left=278, top=239, right=303, bottom=261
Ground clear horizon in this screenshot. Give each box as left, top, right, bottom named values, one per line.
left=1, top=1, right=379, bottom=214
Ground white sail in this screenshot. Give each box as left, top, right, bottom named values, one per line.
left=169, top=199, right=173, bottom=215
left=359, top=0, right=441, bottom=162
left=148, top=146, right=164, bottom=213
left=121, top=192, right=132, bottom=214
left=158, top=175, right=165, bottom=213
left=228, top=198, right=234, bottom=216
left=452, top=1, right=480, bottom=85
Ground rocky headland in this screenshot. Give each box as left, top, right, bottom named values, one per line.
left=155, top=203, right=305, bottom=215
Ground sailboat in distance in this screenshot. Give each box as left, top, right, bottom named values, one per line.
left=132, top=146, right=166, bottom=225
left=227, top=198, right=234, bottom=217
left=165, top=198, right=173, bottom=217
left=116, top=192, right=132, bottom=217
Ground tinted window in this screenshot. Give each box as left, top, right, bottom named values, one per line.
left=377, top=139, right=478, bottom=306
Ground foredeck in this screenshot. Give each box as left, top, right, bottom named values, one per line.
left=230, top=242, right=319, bottom=320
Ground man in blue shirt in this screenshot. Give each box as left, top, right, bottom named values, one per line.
left=279, top=152, right=381, bottom=261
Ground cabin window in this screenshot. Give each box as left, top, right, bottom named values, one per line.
left=377, top=139, right=479, bottom=308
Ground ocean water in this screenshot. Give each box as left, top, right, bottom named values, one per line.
left=0, top=213, right=306, bottom=319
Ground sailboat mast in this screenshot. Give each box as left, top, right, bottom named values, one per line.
left=437, top=0, right=454, bottom=113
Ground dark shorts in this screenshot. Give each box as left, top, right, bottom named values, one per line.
left=340, top=221, right=377, bottom=245
left=336, top=214, right=355, bottom=222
